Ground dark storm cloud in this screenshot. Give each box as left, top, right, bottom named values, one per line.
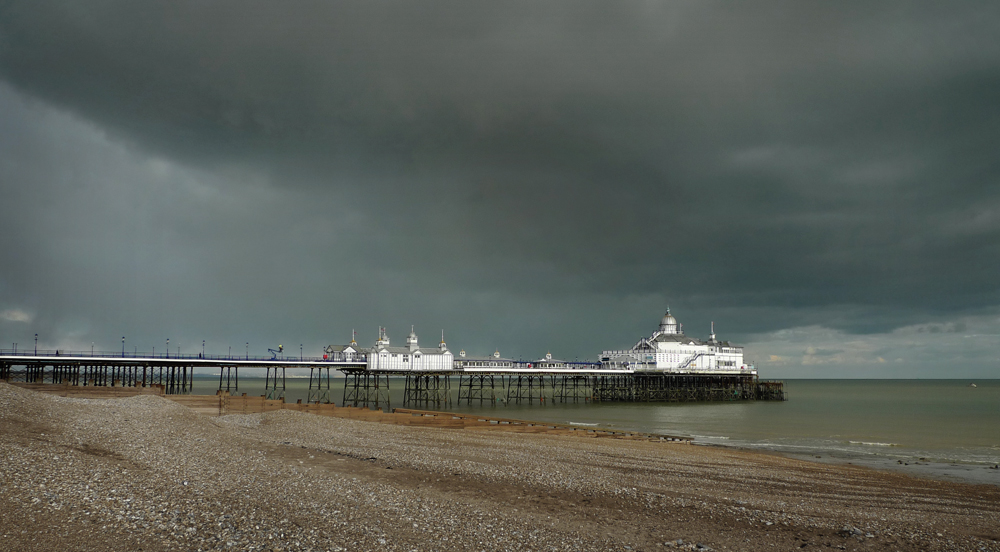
left=1, top=1, right=1000, bottom=370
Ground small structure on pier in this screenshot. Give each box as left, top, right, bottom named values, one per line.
left=600, top=308, right=751, bottom=373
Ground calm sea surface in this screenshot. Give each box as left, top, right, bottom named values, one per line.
left=190, top=378, right=1000, bottom=468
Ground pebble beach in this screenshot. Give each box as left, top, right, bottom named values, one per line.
left=1, top=382, right=998, bottom=552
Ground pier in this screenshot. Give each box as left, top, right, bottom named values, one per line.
left=452, top=369, right=785, bottom=405
left=1, top=349, right=785, bottom=409
left=324, top=364, right=785, bottom=408
left=0, top=349, right=363, bottom=399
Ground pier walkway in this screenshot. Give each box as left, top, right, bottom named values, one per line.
left=0, top=349, right=364, bottom=400
left=1, top=350, right=784, bottom=408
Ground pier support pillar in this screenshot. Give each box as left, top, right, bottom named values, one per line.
left=342, top=371, right=391, bottom=408
left=218, top=366, right=239, bottom=396
left=308, top=366, right=332, bottom=404
left=265, top=366, right=286, bottom=400
left=403, top=373, right=451, bottom=406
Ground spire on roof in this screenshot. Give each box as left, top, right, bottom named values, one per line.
left=407, top=326, right=419, bottom=352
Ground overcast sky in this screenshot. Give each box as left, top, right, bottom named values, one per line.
left=1, top=1, right=999, bottom=378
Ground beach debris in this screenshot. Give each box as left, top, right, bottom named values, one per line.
left=840, top=525, right=866, bottom=537
left=662, top=541, right=711, bottom=550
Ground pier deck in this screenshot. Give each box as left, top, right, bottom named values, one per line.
left=1, top=351, right=785, bottom=407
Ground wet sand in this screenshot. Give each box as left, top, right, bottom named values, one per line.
left=1, top=382, right=998, bottom=551
left=781, top=450, right=1000, bottom=488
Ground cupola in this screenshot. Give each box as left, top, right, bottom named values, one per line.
left=659, top=307, right=681, bottom=335
left=407, top=326, right=419, bottom=352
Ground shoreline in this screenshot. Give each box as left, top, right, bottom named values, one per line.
left=781, top=449, right=1000, bottom=488
left=3, top=382, right=999, bottom=551
left=12, top=380, right=1000, bottom=488
left=692, top=441, right=1000, bottom=488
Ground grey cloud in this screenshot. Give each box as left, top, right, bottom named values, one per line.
left=1, top=2, right=1000, bottom=372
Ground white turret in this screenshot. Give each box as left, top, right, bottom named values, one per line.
left=438, top=330, right=448, bottom=352
left=376, top=327, right=389, bottom=347
left=407, top=325, right=419, bottom=352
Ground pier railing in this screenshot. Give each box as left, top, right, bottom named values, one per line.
left=0, top=348, right=366, bottom=363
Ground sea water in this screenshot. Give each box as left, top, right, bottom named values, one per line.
left=190, top=377, right=1000, bottom=483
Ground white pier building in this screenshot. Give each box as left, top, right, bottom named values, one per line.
left=453, top=349, right=516, bottom=370
left=599, top=308, right=753, bottom=374
left=366, top=327, right=453, bottom=371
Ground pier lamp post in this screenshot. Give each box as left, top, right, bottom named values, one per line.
left=122, top=337, right=125, bottom=357
left=300, top=344, right=303, bottom=361
left=166, top=338, right=170, bottom=359
left=202, top=340, right=205, bottom=358
left=92, top=342, right=94, bottom=356
left=246, top=342, right=248, bottom=360
left=35, top=333, right=38, bottom=355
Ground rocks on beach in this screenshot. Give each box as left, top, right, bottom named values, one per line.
left=1, top=382, right=999, bottom=551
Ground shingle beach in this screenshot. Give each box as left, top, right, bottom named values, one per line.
left=1, top=382, right=997, bottom=552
